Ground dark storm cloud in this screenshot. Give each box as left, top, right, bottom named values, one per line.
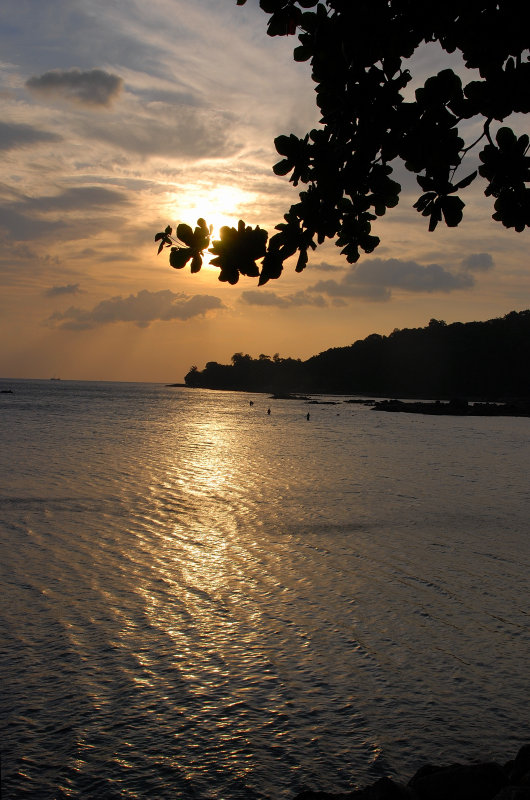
left=240, top=290, right=327, bottom=309
left=44, top=284, right=83, bottom=297
left=461, top=252, right=495, bottom=271
left=309, top=257, right=475, bottom=302
left=0, top=121, right=62, bottom=151
left=26, top=68, right=123, bottom=107
left=46, top=289, right=225, bottom=330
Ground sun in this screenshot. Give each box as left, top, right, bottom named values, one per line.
left=169, top=184, right=255, bottom=236
left=161, top=183, right=257, bottom=270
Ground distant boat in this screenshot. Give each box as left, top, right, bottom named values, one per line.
left=50, top=377, right=61, bottom=381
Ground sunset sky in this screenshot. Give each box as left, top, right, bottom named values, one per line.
left=1, top=0, right=529, bottom=383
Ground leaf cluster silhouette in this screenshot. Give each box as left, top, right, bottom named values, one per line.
left=156, top=1, right=529, bottom=285
left=184, top=310, right=530, bottom=399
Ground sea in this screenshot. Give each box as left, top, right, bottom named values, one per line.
left=1, top=379, right=529, bottom=799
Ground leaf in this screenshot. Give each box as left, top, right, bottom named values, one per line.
left=190, top=254, right=202, bottom=273
left=260, top=0, right=283, bottom=11
left=208, top=221, right=268, bottom=284
left=427, top=199, right=442, bottom=231
left=169, top=247, right=192, bottom=269
left=518, top=134, right=529, bottom=154
left=413, top=192, right=436, bottom=213
left=176, top=223, right=195, bottom=246
left=294, top=45, right=311, bottom=62
left=155, top=229, right=172, bottom=254
left=295, top=248, right=308, bottom=273
left=360, top=235, right=380, bottom=253
left=454, top=171, right=477, bottom=190
left=192, top=222, right=210, bottom=250
left=219, top=266, right=239, bottom=285
left=258, top=250, right=283, bottom=284
left=274, top=134, right=294, bottom=156
left=496, top=127, right=517, bottom=150
left=417, top=175, right=434, bottom=191
left=273, top=159, right=293, bottom=176
left=441, top=195, right=465, bottom=227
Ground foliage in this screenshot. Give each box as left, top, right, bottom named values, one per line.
left=184, top=310, right=530, bottom=399
left=155, top=219, right=212, bottom=273
left=157, top=1, right=530, bottom=284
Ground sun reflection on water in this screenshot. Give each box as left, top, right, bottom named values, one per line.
left=138, top=410, right=268, bottom=677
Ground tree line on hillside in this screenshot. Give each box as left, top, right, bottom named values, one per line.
left=184, top=310, right=530, bottom=399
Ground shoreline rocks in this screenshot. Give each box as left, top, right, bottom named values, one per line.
left=294, top=745, right=530, bottom=800
left=372, top=398, right=530, bottom=417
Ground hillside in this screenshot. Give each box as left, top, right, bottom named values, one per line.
left=184, top=310, right=530, bottom=399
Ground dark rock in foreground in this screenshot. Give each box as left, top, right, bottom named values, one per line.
left=294, top=745, right=530, bottom=800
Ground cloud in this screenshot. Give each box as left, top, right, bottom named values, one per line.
left=461, top=252, right=495, bottom=271
left=82, top=104, right=238, bottom=160
left=0, top=186, right=131, bottom=244
left=309, top=257, right=475, bottom=302
left=0, top=205, right=63, bottom=241
left=0, top=121, right=62, bottom=151
left=46, top=289, right=225, bottom=330
left=23, top=186, right=130, bottom=213
left=312, top=261, right=344, bottom=272
left=133, top=87, right=203, bottom=108
left=309, top=279, right=392, bottom=302
left=44, top=284, right=83, bottom=297
left=0, top=241, right=63, bottom=286
left=26, top=68, right=123, bottom=107
left=240, top=289, right=327, bottom=308
left=352, top=259, right=475, bottom=291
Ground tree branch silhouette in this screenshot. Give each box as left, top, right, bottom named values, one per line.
left=156, top=0, right=530, bottom=285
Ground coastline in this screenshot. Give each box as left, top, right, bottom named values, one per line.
left=371, top=398, right=530, bottom=417
left=169, top=385, right=530, bottom=417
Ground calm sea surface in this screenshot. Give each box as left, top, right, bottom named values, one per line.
left=1, top=379, right=529, bottom=799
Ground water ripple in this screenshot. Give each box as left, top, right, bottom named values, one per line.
left=1, top=382, right=529, bottom=798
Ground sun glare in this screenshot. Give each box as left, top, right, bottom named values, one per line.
left=163, top=184, right=257, bottom=268
left=161, top=183, right=258, bottom=271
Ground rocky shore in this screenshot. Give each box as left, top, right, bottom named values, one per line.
left=294, top=744, right=530, bottom=800
left=372, top=399, right=530, bottom=417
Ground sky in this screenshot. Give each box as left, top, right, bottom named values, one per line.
left=1, top=0, right=529, bottom=382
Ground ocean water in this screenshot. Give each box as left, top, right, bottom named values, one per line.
left=1, top=379, right=529, bottom=799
